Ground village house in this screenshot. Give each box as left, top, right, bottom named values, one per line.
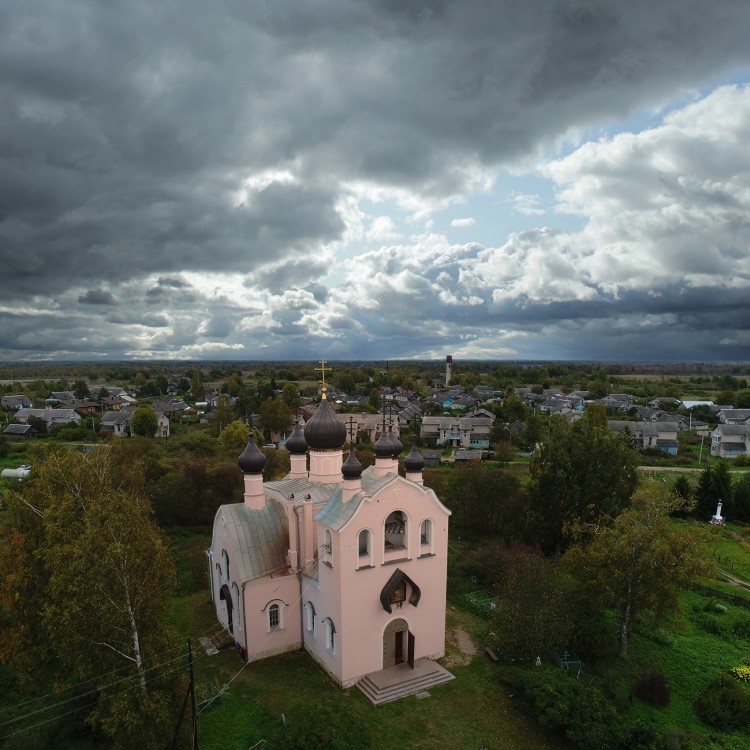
left=99, top=406, right=170, bottom=438
left=14, top=407, right=81, bottom=430
left=208, top=388, right=452, bottom=701
left=607, top=420, right=679, bottom=454
left=718, top=409, right=750, bottom=425
left=2, top=394, right=33, bottom=410
left=420, top=415, right=493, bottom=449
left=711, top=424, right=750, bottom=458
left=2, top=423, right=38, bottom=440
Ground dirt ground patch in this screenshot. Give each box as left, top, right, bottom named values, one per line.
left=442, top=622, right=478, bottom=668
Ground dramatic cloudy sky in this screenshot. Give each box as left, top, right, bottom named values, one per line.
left=2, top=1, right=750, bottom=362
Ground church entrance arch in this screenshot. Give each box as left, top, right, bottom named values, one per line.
left=219, top=584, right=234, bottom=634
left=382, top=618, right=414, bottom=669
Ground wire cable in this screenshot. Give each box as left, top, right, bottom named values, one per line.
left=0, top=620, right=223, bottom=716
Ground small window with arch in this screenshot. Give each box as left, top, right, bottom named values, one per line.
left=420, top=518, right=433, bottom=546
left=358, top=529, right=371, bottom=558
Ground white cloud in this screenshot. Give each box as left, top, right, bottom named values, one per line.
left=450, top=217, right=476, bottom=228
left=509, top=193, right=546, bottom=216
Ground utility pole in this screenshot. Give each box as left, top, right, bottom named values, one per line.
left=188, top=638, right=198, bottom=750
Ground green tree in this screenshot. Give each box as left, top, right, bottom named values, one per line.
left=441, top=463, right=523, bottom=538
left=153, top=374, right=169, bottom=395
left=583, top=402, right=607, bottom=427
left=524, top=413, right=544, bottom=449
left=500, top=393, right=527, bottom=422
left=220, top=420, right=250, bottom=454
left=527, top=418, right=641, bottom=556
left=672, top=474, right=694, bottom=504
left=369, top=388, right=381, bottom=411
left=190, top=373, right=205, bottom=401
left=73, top=379, right=90, bottom=399
left=259, top=398, right=292, bottom=438
left=733, top=473, right=750, bottom=523
left=0, top=448, right=184, bottom=747
left=493, top=547, right=575, bottom=660
left=715, top=389, right=735, bottom=406
left=27, top=414, right=47, bottom=435
left=566, top=485, right=711, bottom=658
left=130, top=406, right=158, bottom=438
left=282, top=382, right=300, bottom=410
left=695, top=460, right=732, bottom=520
left=212, top=395, right=236, bottom=435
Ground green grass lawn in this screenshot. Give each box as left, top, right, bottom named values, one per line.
left=589, top=590, right=750, bottom=749
left=172, top=591, right=571, bottom=750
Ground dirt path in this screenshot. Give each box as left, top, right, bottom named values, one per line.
left=442, top=608, right=478, bottom=668
left=718, top=570, right=750, bottom=592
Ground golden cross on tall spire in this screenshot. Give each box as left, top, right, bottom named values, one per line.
left=315, top=359, right=331, bottom=400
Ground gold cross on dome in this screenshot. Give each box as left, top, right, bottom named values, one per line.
left=315, top=359, right=330, bottom=399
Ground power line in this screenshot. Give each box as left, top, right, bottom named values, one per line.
left=0, top=657, right=198, bottom=743
left=0, top=649, right=204, bottom=730
left=197, top=570, right=322, bottom=716
left=0, top=621, right=222, bottom=716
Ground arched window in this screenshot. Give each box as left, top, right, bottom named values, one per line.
left=384, top=510, right=407, bottom=552
left=232, top=582, right=241, bottom=625
left=269, top=604, right=280, bottom=631
left=420, top=519, right=433, bottom=547
left=323, top=617, right=336, bottom=653
left=358, top=529, right=371, bottom=558
left=264, top=600, right=285, bottom=632
left=323, top=529, right=333, bottom=567
left=304, top=601, right=316, bottom=634
left=222, top=549, right=230, bottom=582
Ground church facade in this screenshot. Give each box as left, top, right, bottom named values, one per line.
left=208, top=392, right=451, bottom=688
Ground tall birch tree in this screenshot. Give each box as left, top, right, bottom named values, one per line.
left=566, top=485, right=711, bottom=659
left=0, top=447, right=184, bottom=748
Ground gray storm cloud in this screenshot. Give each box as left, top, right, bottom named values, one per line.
left=1, top=0, right=750, bottom=359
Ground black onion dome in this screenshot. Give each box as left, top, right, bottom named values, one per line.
left=390, top=429, right=403, bottom=458
left=374, top=429, right=395, bottom=458
left=304, top=399, right=346, bottom=450
left=404, top=444, right=425, bottom=472
left=238, top=437, right=267, bottom=474
left=285, top=423, right=308, bottom=455
left=342, top=450, right=364, bottom=479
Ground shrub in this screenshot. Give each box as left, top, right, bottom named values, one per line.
left=731, top=612, right=750, bottom=639
left=621, top=722, right=664, bottom=750
left=692, top=611, right=728, bottom=638
left=634, top=673, right=671, bottom=707
left=731, top=666, right=750, bottom=683
left=513, top=666, right=625, bottom=750
left=695, top=672, right=750, bottom=730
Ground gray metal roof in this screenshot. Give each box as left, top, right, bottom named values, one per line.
left=713, top=424, right=750, bottom=436
left=264, top=476, right=341, bottom=503
left=216, top=501, right=289, bottom=583
left=314, top=468, right=395, bottom=531
left=3, top=423, right=34, bottom=434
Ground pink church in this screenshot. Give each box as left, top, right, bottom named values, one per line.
left=208, top=391, right=452, bottom=696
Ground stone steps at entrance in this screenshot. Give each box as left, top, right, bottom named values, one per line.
left=356, top=659, right=455, bottom=705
